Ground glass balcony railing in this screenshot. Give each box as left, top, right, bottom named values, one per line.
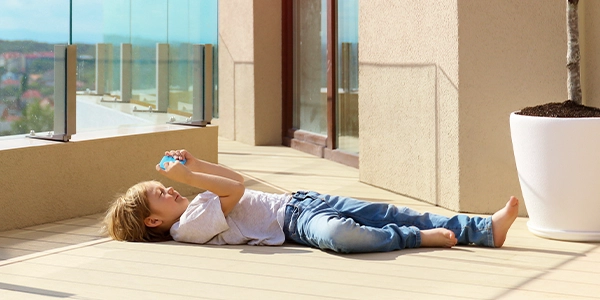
left=0, top=0, right=218, bottom=140
left=0, top=0, right=69, bottom=137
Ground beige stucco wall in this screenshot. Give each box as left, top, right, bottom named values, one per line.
left=359, top=0, right=586, bottom=216
left=581, top=0, right=600, bottom=108
left=359, top=0, right=461, bottom=210
left=215, top=0, right=282, bottom=145
left=0, top=126, right=218, bottom=232
left=457, top=1, right=565, bottom=215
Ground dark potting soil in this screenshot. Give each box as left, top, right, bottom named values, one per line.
left=517, top=100, right=600, bottom=118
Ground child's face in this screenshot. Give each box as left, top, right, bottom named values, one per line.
left=145, top=182, right=189, bottom=228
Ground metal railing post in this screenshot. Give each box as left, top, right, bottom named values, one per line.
left=95, top=43, right=106, bottom=95
left=203, top=44, right=213, bottom=123
left=120, top=43, right=132, bottom=103
left=27, top=44, right=76, bottom=142
left=156, top=43, right=169, bottom=112
left=169, top=43, right=212, bottom=126
left=191, top=44, right=205, bottom=122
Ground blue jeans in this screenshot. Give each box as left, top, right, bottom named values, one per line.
left=283, top=191, right=494, bottom=253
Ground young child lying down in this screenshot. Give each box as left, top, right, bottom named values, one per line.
left=103, top=149, right=519, bottom=253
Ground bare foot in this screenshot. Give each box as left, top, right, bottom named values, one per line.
left=491, top=196, right=519, bottom=247
left=420, top=228, right=458, bottom=248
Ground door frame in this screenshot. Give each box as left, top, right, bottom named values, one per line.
left=281, top=0, right=358, bottom=168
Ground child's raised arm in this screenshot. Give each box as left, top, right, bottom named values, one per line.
left=157, top=151, right=245, bottom=216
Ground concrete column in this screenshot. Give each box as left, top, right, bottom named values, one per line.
left=216, top=0, right=282, bottom=145
left=359, top=0, right=566, bottom=216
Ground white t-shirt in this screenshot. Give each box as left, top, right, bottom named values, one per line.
left=170, top=189, right=292, bottom=245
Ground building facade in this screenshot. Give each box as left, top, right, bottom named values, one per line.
left=3, top=0, right=600, bottom=231
left=216, top=0, right=600, bottom=216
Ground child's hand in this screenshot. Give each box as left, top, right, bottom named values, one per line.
left=164, top=149, right=197, bottom=168
left=156, top=159, right=192, bottom=184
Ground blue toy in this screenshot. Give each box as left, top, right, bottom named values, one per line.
left=159, top=155, right=186, bottom=170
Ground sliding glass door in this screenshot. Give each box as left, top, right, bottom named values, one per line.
left=292, top=0, right=327, bottom=135
left=285, top=0, right=359, bottom=166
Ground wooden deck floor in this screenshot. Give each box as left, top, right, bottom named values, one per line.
left=1, top=138, right=598, bottom=299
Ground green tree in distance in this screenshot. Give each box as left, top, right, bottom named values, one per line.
left=9, top=99, right=54, bottom=135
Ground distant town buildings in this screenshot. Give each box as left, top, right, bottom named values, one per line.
left=1, top=50, right=56, bottom=131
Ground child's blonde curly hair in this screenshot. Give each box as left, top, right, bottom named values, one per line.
left=102, top=181, right=171, bottom=242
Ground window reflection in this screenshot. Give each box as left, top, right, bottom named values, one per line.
left=292, top=0, right=328, bottom=135
left=336, top=0, right=359, bottom=154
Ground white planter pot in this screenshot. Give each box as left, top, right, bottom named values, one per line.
left=510, top=112, right=600, bottom=241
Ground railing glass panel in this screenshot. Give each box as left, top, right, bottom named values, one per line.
left=0, top=0, right=70, bottom=138
left=191, top=0, right=219, bottom=118
left=131, top=0, right=168, bottom=112
left=168, top=0, right=193, bottom=120
left=167, top=0, right=219, bottom=122
left=99, top=0, right=131, bottom=99
left=71, top=0, right=102, bottom=94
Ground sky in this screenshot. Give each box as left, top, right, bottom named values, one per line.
left=0, top=0, right=103, bottom=44
left=0, top=0, right=218, bottom=45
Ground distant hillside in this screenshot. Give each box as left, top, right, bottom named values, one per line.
left=0, top=39, right=53, bottom=53
left=0, top=40, right=95, bottom=56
